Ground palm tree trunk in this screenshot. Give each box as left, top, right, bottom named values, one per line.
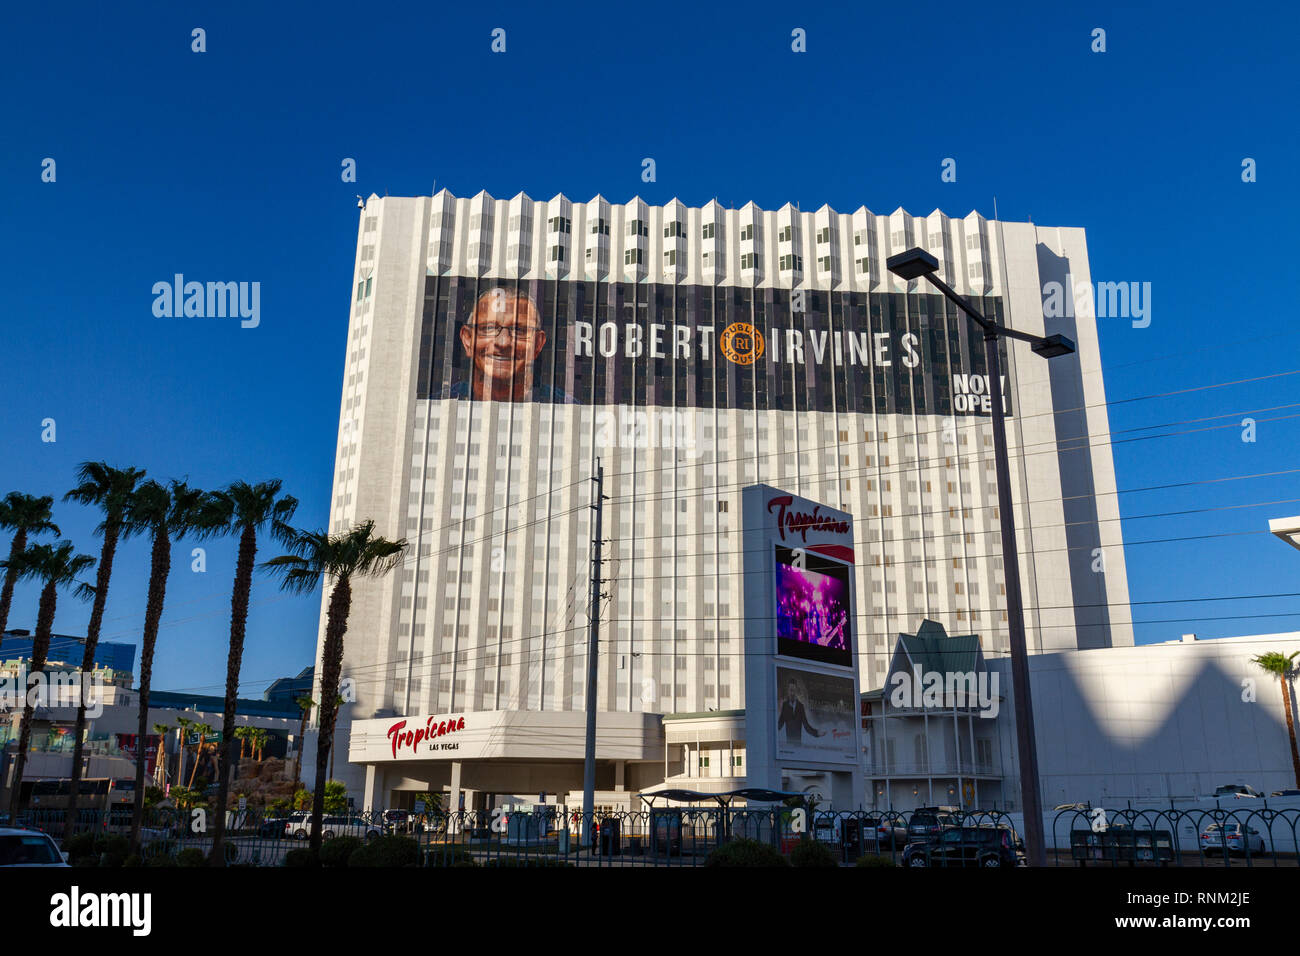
left=8, top=582, right=56, bottom=821
left=1281, top=677, right=1300, bottom=788
left=0, top=529, right=28, bottom=635
left=187, top=740, right=202, bottom=788
left=65, top=521, right=121, bottom=843
left=210, top=524, right=257, bottom=866
left=292, top=710, right=308, bottom=794
left=130, top=528, right=170, bottom=854
left=310, top=576, right=351, bottom=857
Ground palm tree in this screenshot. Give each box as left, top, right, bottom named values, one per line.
left=1252, top=651, right=1300, bottom=788
left=152, top=723, right=171, bottom=788
left=235, top=726, right=252, bottom=761
left=1, top=541, right=95, bottom=820
left=252, top=727, right=269, bottom=762
left=122, top=479, right=216, bottom=852
left=174, top=716, right=194, bottom=785
left=0, top=493, right=60, bottom=635
left=291, top=695, right=314, bottom=794
left=62, top=461, right=145, bottom=841
left=187, top=722, right=214, bottom=788
left=263, top=519, right=406, bottom=856
left=205, top=480, right=298, bottom=865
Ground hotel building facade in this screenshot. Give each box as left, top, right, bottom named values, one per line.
left=315, top=189, right=1132, bottom=811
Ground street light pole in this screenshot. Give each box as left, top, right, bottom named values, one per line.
left=887, top=247, right=1074, bottom=867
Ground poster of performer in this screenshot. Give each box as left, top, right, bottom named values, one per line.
left=774, top=666, right=857, bottom=765
left=774, top=545, right=853, bottom=667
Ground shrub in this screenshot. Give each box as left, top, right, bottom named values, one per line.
left=63, top=833, right=130, bottom=867
left=855, top=853, right=898, bottom=868
left=789, top=838, right=839, bottom=868
left=425, top=844, right=476, bottom=868
left=176, top=848, right=207, bottom=867
left=283, top=848, right=320, bottom=868
left=704, top=839, right=790, bottom=868
left=349, top=834, right=420, bottom=868
left=65, top=834, right=97, bottom=859
left=320, top=836, right=363, bottom=868
left=123, top=855, right=143, bottom=868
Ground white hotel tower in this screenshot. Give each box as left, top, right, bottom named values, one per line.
left=316, top=189, right=1132, bottom=810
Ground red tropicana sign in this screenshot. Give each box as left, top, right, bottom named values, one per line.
left=387, top=715, right=466, bottom=758
left=766, top=495, right=854, bottom=562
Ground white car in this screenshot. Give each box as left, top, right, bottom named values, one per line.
left=0, top=827, right=69, bottom=867
left=1199, top=822, right=1267, bottom=856
left=287, top=816, right=382, bottom=841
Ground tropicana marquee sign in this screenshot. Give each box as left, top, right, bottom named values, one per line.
left=386, top=715, right=466, bottom=758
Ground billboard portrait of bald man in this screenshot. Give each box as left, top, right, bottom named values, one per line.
left=441, top=287, right=574, bottom=403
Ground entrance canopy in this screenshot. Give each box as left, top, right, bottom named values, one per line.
left=639, top=787, right=805, bottom=809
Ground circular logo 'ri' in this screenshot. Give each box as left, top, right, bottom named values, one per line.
left=720, top=322, right=764, bottom=366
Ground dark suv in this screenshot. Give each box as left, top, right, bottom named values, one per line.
left=906, top=807, right=960, bottom=843
left=903, top=825, right=1026, bottom=868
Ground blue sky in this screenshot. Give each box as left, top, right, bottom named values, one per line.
left=2, top=1, right=1298, bottom=697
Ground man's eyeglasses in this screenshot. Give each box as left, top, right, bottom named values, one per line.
left=465, top=324, right=541, bottom=341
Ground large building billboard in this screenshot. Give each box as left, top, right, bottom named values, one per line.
left=742, top=484, right=862, bottom=804
left=416, top=277, right=1010, bottom=416
left=774, top=666, right=858, bottom=765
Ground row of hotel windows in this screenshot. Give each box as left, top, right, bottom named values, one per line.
left=518, top=214, right=988, bottom=252
left=543, top=245, right=983, bottom=277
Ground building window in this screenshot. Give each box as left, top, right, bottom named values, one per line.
left=857, top=258, right=870, bottom=274
left=816, top=226, right=830, bottom=244
left=590, top=218, right=609, bottom=235
left=818, top=256, right=832, bottom=272
left=740, top=223, right=754, bottom=241
left=702, top=222, right=715, bottom=239
left=740, top=252, right=757, bottom=269
left=778, top=254, right=803, bottom=271
left=624, top=248, right=644, bottom=265
left=549, top=245, right=565, bottom=262
left=664, top=250, right=677, bottom=266
left=548, top=216, right=571, bottom=234
left=628, top=219, right=649, bottom=237
left=664, top=221, right=685, bottom=239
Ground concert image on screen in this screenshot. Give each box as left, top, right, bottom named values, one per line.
left=774, top=545, right=853, bottom=668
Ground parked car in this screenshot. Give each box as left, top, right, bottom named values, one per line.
left=1199, top=822, right=1266, bottom=856
left=903, top=825, right=1026, bottom=868
left=1270, top=790, right=1300, bottom=797
left=287, top=816, right=381, bottom=841
left=906, top=807, right=960, bottom=843
left=862, top=814, right=907, bottom=849
left=1213, top=784, right=1263, bottom=799
left=0, top=827, right=69, bottom=867
left=383, top=809, right=412, bottom=833
left=259, top=815, right=299, bottom=838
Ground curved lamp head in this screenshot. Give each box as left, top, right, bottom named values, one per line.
left=886, top=248, right=939, bottom=280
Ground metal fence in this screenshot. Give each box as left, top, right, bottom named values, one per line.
left=10, top=803, right=1299, bottom=867
left=1050, top=802, right=1300, bottom=868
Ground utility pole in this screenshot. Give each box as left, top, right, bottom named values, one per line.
left=581, top=460, right=605, bottom=849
